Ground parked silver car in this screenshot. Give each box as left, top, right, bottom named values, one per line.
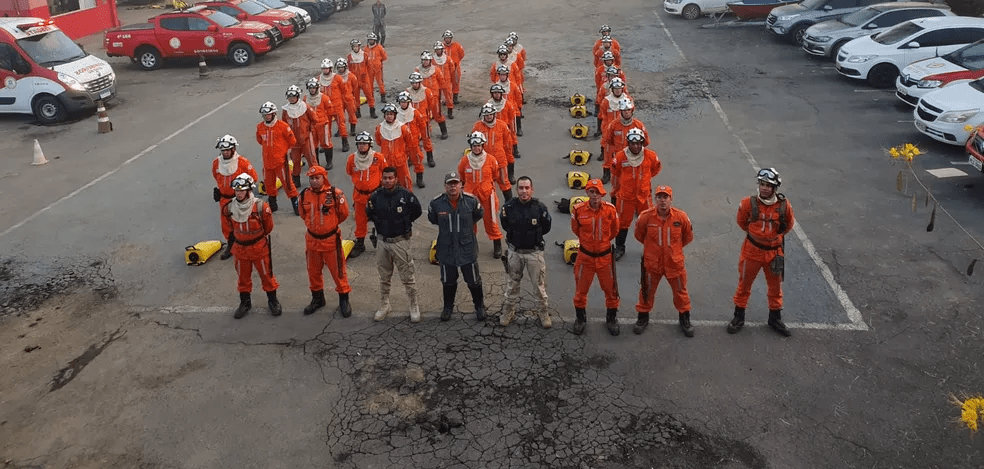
left=802, top=2, right=952, bottom=58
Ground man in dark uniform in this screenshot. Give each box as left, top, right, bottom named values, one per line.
left=428, top=171, right=486, bottom=321
left=498, top=176, right=552, bottom=328
left=367, top=166, right=423, bottom=322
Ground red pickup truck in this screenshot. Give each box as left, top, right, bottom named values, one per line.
left=198, top=0, right=303, bottom=41
left=104, top=6, right=283, bottom=70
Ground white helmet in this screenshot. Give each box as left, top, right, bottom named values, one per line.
left=381, top=103, right=398, bottom=114
left=216, top=134, right=238, bottom=150
left=306, top=77, right=320, bottom=90
left=321, top=58, right=333, bottom=69
left=617, top=97, right=634, bottom=111
left=508, top=31, right=518, bottom=40
left=285, top=85, right=302, bottom=98
left=396, top=90, right=413, bottom=103
left=609, top=78, right=625, bottom=89
left=606, top=66, right=621, bottom=77
left=626, top=128, right=645, bottom=143
left=467, top=131, right=487, bottom=146
left=259, top=101, right=277, bottom=115
left=490, top=83, right=506, bottom=94
left=443, top=30, right=454, bottom=39
left=367, top=32, right=379, bottom=42
left=496, top=64, right=509, bottom=75
left=350, top=38, right=361, bottom=47
left=433, top=41, right=445, bottom=51
left=757, top=167, right=782, bottom=187
left=480, top=103, right=496, bottom=117
left=602, top=35, right=613, bottom=44
left=408, top=72, right=424, bottom=83
left=504, top=37, right=515, bottom=47
left=334, top=58, right=347, bottom=72
left=497, top=45, right=509, bottom=55
left=231, top=173, right=255, bottom=191
left=355, top=131, right=373, bottom=145
left=602, top=51, right=615, bottom=61
left=600, top=24, right=611, bottom=34
left=420, top=51, right=433, bottom=61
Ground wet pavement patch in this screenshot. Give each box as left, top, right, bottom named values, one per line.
left=0, top=256, right=117, bottom=317
left=49, top=327, right=125, bottom=393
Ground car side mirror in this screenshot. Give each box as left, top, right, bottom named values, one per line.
left=906, top=41, right=920, bottom=49
left=236, top=12, right=247, bottom=20
left=208, top=24, right=219, bottom=32
left=822, top=4, right=832, bottom=10
left=863, top=23, right=877, bottom=29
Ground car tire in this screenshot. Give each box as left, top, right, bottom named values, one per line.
left=681, top=4, right=701, bottom=20
left=830, top=40, right=847, bottom=60
left=790, top=24, right=809, bottom=46
left=304, top=6, right=320, bottom=22
left=136, top=46, right=163, bottom=71
left=229, top=43, right=255, bottom=67
left=33, top=94, right=67, bottom=125
left=867, top=63, right=899, bottom=89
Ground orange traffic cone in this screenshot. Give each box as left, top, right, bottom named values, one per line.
left=199, top=55, right=209, bottom=79
left=96, top=101, right=112, bottom=133
left=32, top=139, right=48, bottom=166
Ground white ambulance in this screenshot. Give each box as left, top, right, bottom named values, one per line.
left=0, top=17, right=116, bottom=124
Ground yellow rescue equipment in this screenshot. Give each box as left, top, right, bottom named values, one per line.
left=568, top=149, right=591, bottom=166
left=556, top=239, right=580, bottom=265
left=185, top=240, right=223, bottom=265
left=569, top=105, right=588, bottom=118
left=342, top=239, right=355, bottom=259
left=570, top=123, right=589, bottom=139
left=257, top=160, right=301, bottom=195
left=567, top=171, right=589, bottom=189
left=568, top=196, right=589, bottom=213
left=430, top=240, right=438, bottom=264
left=570, top=93, right=587, bottom=106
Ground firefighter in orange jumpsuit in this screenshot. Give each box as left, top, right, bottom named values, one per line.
left=457, top=131, right=510, bottom=259
left=365, top=32, right=388, bottom=103
left=597, top=77, right=631, bottom=139
left=282, top=85, right=319, bottom=189
left=223, top=174, right=281, bottom=319
left=407, top=72, right=446, bottom=141
left=508, top=32, right=526, bottom=69
left=333, top=58, right=359, bottom=135
left=490, top=45, right=523, bottom=91
left=416, top=51, right=453, bottom=120
left=593, top=25, right=621, bottom=59
left=255, top=101, right=298, bottom=214
left=595, top=66, right=628, bottom=141
left=488, top=83, right=518, bottom=141
left=431, top=42, right=455, bottom=118
left=504, top=36, right=525, bottom=103
left=610, top=128, right=662, bottom=261
left=346, top=131, right=388, bottom=259
left=472, top=103, right=516, bottom=186
left=442, top=30, right=465, bottom=104
left=602, top=97, right=649, bottom=184
left=304, top=77, right=335, bottom=170
left=348, top=39, right=377, bottom=119
left=213, top=135, right=258, bottom=261
left=595, top=52, right=617, bottom=95
left=299, top=164, right=353, bottom=318
left=729, top=168, right=795, bottom=337
left=633, top=185, right=695, bottom=337
left=318, top=58, right=349, bottom=153
left=594, top=35, right=621, bottom=69
left=395, top=90, right=433, bottom=169
left=494, top=64, right=525, bottom=137
left=570, top=179, right=621, bottom=336
left=375, top=103, right=419, bottom=190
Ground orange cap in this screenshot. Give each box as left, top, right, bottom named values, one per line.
left=655, top=185, right=672, bottom=197
left=306, top=165, right=328, bottom=178
left=585, top=179, right=607, bottom=196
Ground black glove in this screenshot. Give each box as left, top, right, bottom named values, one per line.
left=213, top=187, right=221, bottom=202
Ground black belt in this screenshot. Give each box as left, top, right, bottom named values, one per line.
left=237, top=234, right=264, bottom=246
left=508, top=244, right=539, bottom=255
left=382, top=233, right=411, bottom=243
left=579, top=245, right=612, bottom=258
left=308, top=228, right=338, bottom=240
left=356, top=188, right=376, bottom=196
left=746, top=234, right=781, bottom=251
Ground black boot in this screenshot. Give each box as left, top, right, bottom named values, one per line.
left=768, top=309, right=791, bottom=337
left=355, top=107, right=361, bottom=118
left=220, top=234, right=235, bottom=260
left=453, top=93, right=459, bottom=104
left=468, top=283, right=486, bottom=320
left=594, top=117, right=603, bottom=137
left=325, top=147, right=334, bottom=170
left=303, top=290, right=326, bottom=315
left=380, top=92, right=387, bottom=103
left=447, top=107, right=454, bottom=120
left=515, top=116, right=523, bottom=137
left=597, top=148, right=604, bottom=162
left=680, top=311, right=695, bottom=337
left=427, top=151, right=435, bottom=167
left=369, top=106, right=377, bottom=119
left=512, top=144, right=521, bottom=159
left=268, top=196, right=279, bottom=212
left=606, top=308, right=620, bottom=336
left=601, top=168, right=611, bottom=185
left=572, top=307, right=587, bottom=335
left=292, top=175, right=301, bottom=188
left=441, top=284, right=457, bottom=321
left=416, top=172, right=426, bottom=188
left=727, top=306, right=745, bottom=334
left=349, top=123, right=356, bottom=136
left=439, top=122, right=448, bottom=140
left=338, top=292, right=352, bottom=318
left=340, top=138, right=349, bottom=154
left=291, top=196, right=299, bottom=216
left=234, top=292, right=251, bottom=319
left=613, top=229, right=628, bottom=261
left=507, top=163, right=516, bottom=184
left=493, top=239, right=503, bottom=259
left=502, top=187, right=513, bottom=202
left=267, top=290, right=282, bottom=316
left=633, top=312, right=649, bottom=335
left=349, top=238, right=366, bottom=259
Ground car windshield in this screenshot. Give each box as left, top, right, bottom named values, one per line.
left=942, top=41, right=984, bottom=70
left=799, top=0, right=827, bottom=9
left=204, top=9, right=239, bottom=27
left=256, top=0, right=288, bottom=8
left=239, top=0, right=269, bottom=14
left=872, top=21, right=923, bottom=45
left=971, top=78, right=984, bottom=93
left=841, top=7, right=881, bottom=27
left=16, top=30, right=85, bottom=67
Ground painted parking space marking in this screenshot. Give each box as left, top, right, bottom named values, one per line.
left=927, top=167, right=968, bottom=178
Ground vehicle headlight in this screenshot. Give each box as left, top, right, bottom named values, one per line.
left=846, top=55, right=877, bottom=63
left=57, top=72, right=86, bottom=92
left=250, top=32, right=267, bottom=39
left=812, top=36, right=832, bottom=43
left=778, top=14, right=799, bottom=21
left=667, top=0, right=682, bottom=3
left=276, top=20, right=291, bottom=26
left=916, top=79, right=942, bottom=89
left=938, top=109, right=979, bottom=123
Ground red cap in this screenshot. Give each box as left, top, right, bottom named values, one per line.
left=585, top=179, right=607, bottom=196
left=306, top=165, right=328, bottom=178
left=655, top=185, right=672, bottom=197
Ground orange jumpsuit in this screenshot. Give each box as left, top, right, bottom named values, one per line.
left=487, top=96, right=518, bottom=136
left=318, top=72, right=348, bottom=138
left=611, top=147, right=661, bottom=230
left=490, top=60, right=523, bottom=89
left=472, top=119, right=515, bottom=175
left=593, top=38, right=621, bottom=58
left=495, top=78, right=524, bottom=120
left=598, top=89, right=632, bottom=137
left=595, top=74, right=629, bottom=113
left=407, top=83, right=443, bottom=125
left=602, top=118, right=649, bottom=170
left=346, top=151, right=387, bottom=238
left=571, top=200, right=620, bottom=309
left=213, top=154, right=258, bottom=241
left=337, top=70, right=360, bottom=125
left=348, top=49, right=374, bottom=108
left=416, top=64, right=450, bottom=114
left=593, top=44, right=622, bottom=68
left=458, top=151, right=507, bottom=241
left=224, top=198, right=277, bottom=293
left=299, top=185, right=352, bottom=294
left=282, top=102, right=319, bottom=177
left=397, top=104, right=431, bottom=169
left=304, top=91, right=334, bottom=151
left=444, top=40, right=465, bottom=94
left=365, top=43, right=388, bottom=98
left=733, top=196, right=795, bottom=310
left=375, top=121, right=417, bottom=190
left=431, top=53, right=455, bottom=111
left=634, top=207, right=694, bottom=313
left=255, top=119, right=298, bottom=198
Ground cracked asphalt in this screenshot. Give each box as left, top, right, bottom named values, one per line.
left=1, top=0, right=984, bottom=468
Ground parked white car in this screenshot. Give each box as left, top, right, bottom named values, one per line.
left=896, top=39, right=984, bottom=106
left=664, top=0, right=729, bottom=20
left=802, top=2, right=952, bottom=59
left=835, top=16, right=984, bottom=88
left=913, top=78, right=984, bottom=145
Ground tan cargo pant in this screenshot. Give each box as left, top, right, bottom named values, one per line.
left=504, top=248, right=548, bottom=313
left=377, top=238, right=418, bottom=305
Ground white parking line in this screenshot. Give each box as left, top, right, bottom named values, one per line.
left=854, top=89, right=893, bottom=93
left=927, top=167, right=968, bottom=178
left=654, top=11, right=867, bottom=331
